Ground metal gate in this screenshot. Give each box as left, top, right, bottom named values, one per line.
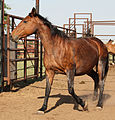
left=0, top=13, right=45, bottom=90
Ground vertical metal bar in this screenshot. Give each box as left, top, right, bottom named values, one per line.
left=40, top=40, right=42, bottom=78
left=7, top=15, right=10, bottom=85
left=113, top=55, right=115, bottom=63
left=74, top=13, right=76, bottom=31
left=63, top=24, right=65, bottom=32
left=92, top=24, right=94, bottom=36
left=12, top=17, right=17, bottom=80
left=74, top=14, right=77, bottom=38
left=87, top=18, right=89, bottom=33
left=69, top=18, right=71, bottom=35
left=12, top=17, right=14, bottom=31
left=36, top=0, right=39, bottom=13
left=34, top=34, right=39, bottom=78
left=82, top=24, right=85, bottom=37
left=0, top=0, right=3, bottom=91
left=24, top=38, right=27, bottom=81
left=36, top=0, right=43, bottom=78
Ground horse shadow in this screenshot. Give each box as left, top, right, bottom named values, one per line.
left=38, top=93, right=111, bottom=113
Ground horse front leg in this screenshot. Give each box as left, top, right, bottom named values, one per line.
left=66, top=69, right=88, bottom=111
left=37, top=70, right=55, bottom=114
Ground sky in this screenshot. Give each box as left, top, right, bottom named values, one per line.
left=5, top=0, right=115, bottom=41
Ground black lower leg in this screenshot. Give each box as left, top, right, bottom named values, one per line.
left=67, top=69, right=85, bottom=109
left=87, top=70, right=99, bottom=99
left=97, top=80, right=105, bottom=108
left=68, top=85, right=85, bottom=108
left=38, top=76, right=51, bottom=112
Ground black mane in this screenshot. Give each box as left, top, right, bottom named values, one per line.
left=29, top=13, right=68, bottom=39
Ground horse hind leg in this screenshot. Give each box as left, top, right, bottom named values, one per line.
left=66, top=69, right=88, bottom=111
left=87, top=69, right=99, bottom=101
left=97, top=57, right=109, bottom=108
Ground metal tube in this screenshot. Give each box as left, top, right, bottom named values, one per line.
left=34, top=34, right=39, bottom=79
left=36, top=0, right=39, bottom=13
left=0, top=0, right=4, bottom=90
left=24, top=38, right=27, bottom=82
left=7, top=15, right=10, bottom=85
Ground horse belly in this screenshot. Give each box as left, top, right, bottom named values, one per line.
left=75, top=51, right=98, bottom=75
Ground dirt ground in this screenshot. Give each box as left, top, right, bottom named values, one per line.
left=0, top=65, right=115, bottom=120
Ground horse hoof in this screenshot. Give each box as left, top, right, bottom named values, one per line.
left=96, top=106, right=102, bottom=111
left=37, top=110, right=45, bottom=115
left=83, top=101, right=88, bottom=111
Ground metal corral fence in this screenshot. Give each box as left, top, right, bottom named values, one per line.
left=1, top=13, right=45, bottom=90
left=63, top=12, right=115, bottom=64
left=0, top=0, right=46, bottom=91
left=0, top=0, right=76, bottom=91
left=0, top=1, right=115, bottom=91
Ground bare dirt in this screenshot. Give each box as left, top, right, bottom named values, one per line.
left=0, top=65, right=115, bottom=120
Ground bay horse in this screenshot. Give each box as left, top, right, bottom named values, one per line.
left=106, top=39, right=115, bottom=54
left=11, top=8, right=109, bottom=114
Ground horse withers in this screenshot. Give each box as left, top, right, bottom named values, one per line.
left=11, top=8, right=109, bottom=114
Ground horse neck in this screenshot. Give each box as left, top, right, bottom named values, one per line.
left=38, top=26, right=54, bottom=53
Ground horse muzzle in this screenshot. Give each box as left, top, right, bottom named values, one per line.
left=11, top=34, right=20, bottom=43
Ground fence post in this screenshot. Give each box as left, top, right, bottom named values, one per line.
left=0, top=0, right=3, bottom=91
left=24, top=38, right=27, bottom=82
left=36, top=0, right=43, bottom=78
left=7, top=15, right=10, bottom=86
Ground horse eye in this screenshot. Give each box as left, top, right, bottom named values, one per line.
left=24, top=21, right=27, bottom=23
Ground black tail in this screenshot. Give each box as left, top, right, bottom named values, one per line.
left=104, top=53, right=109, bottom=78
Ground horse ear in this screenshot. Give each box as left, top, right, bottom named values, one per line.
left=31, top=7, right=37, bottom=16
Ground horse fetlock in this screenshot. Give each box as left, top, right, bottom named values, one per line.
left=93, top=92, right=98, bottom=101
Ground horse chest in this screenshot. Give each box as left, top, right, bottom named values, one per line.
left=44, top=53, right=64, bottom=70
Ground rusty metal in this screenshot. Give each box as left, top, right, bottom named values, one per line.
left=1, top=0, right=5, bottom=88
left=36, top=0, right=39, bottom=13
left=74, top=13, right=92, bottom=33
left=5, top=13, right=24, bottom=20
left=0, top=0, right=46, bottom=91
left=34, top=34, right=39, bottom=79
left=63, top=24, right=85, bottom=37
left=66, top=17, right=89, bottom=37
left=7, top=15, right=10, bottom=85
left=24, top=38, right=27, bottom=82
left=65, top=12, right=115, bottom=64
left=0, top=0, right=3, bottom=90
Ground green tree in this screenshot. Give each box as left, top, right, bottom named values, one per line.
left=4, top=3, right=11, bottom=20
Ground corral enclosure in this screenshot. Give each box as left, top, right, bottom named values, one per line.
left=0, top=0, right=115, bottom=120
left=0, top=0, right=115, bottom=91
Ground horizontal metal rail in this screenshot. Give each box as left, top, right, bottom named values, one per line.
left=10, top=57, right=39, bottom=62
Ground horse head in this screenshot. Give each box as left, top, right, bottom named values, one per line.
left=11, top=7, right=40, bottom=42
